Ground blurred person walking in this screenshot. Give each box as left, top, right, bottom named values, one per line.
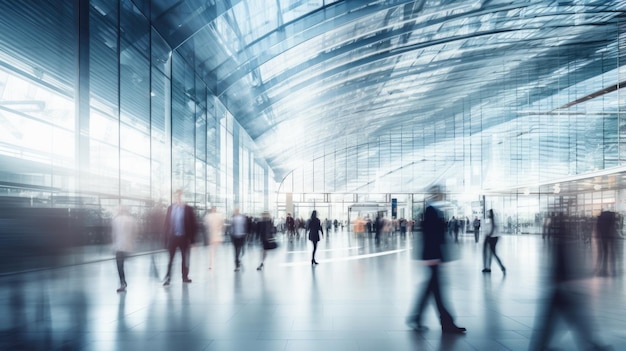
left=294, top=217, right=303, bottom=238
left=256, top=211, right=277, bottom=271
left=375, top=213, right=383, bottom=243
left=482, top=209, right=506, bottom=274
left=308, top=210, right=324, bottom=265
left=286, top=213, right=296, bottom=241
left=325, top=218, right=332, bottom=237
left=147, top=202, right=165, bottom=279
left=400, top=218, right=408, bottom=238
left=353, top=215, right=365, bottom=236
left=406, top=186, right=466, bottom=334
left=596, top=210, right=618, bottom=276
left=298, top=217, right=306, bottom=237
left=111, top=206, right=137, bottom=292
left=204, top=206, right=224, bottom=270
left=452, top=217, right=460, bottom=242
left=448, top=217, right=455, bottom=237
left=530, top=212, right=611, bottom=351
left=162, top=189, right=198, bottom=286
left=472, top=216, right=481, bottom=243
left=231, top=208, right=247, bottom=272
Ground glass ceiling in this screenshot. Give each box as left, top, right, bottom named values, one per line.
left=150, top=0, right=626, bottom=194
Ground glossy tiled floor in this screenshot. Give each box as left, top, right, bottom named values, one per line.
left=1, top=230, right=625, bottom=351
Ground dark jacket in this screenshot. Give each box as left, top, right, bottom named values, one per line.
left=597, top=210, right=617, bottom=239
left=257, top=218, right=274, bottom=243
left=164, top=204, right=198, bottom=244
left=421, top=205, right=446, bottom=261
left=308, top=217, right=323, bottom=242
left=286, top=216, right=295, bottom=230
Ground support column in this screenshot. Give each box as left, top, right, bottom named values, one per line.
left=74, top=0, right=90, bottom=198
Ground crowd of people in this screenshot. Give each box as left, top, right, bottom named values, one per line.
left=111, top=188, right=624, bottom=287
left=110, top=190, right=346, bottom=291
left=108, top=188, right=621, bottom=348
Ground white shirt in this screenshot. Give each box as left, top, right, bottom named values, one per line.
left=111, top=214, right=137, bottom=252
left=231, top=214, right=247, bottom=238
left=204, top=211, right=224, bottom=243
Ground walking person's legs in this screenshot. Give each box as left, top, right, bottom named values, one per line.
left=429, top=265, right=452, bottom=326
left=233, top=237, right=244, bottom=271
left=311, top=241, right=319, bottom=264
left=116, top=251, right=127, bottom=292
left=257, top=249, right=266, bottom=270
left=607, top=240, right=616, bottom=276
left=489, top=237, right=505, bottom=272
left=209, top=244, right=215, bottom=269
left=430, top=265, right=466, bottom=333
left=150, top=253, right=160, bottom=279
left=529, top=288, right=560, bottom=351
left=482, top=237, right=491, bottom=272
left=407, top=265, right=435, bottom=330
left=407, top=265, right=465, bottom=333
left=181, top=240, right=191, bottom=282
left=597, top=239, right=608, bottom=275
left=163, top=238, right=177, bottom=285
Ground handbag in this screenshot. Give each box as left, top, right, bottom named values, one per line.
left=263, top=236, right=278, bottom=250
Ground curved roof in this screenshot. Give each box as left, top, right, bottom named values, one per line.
left=150, top=0, right=626, bottom=192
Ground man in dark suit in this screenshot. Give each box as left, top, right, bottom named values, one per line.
left=406, top=185, right=466, bottom=334
left=163, top=189, right=198, bottom=286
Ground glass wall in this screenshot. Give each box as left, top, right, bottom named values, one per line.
left=273, top=13, right=626, bottom=228
left=0, top=0, right=274, bottom=273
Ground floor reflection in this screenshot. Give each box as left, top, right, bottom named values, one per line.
left=0, top=230, right=624, bottom=350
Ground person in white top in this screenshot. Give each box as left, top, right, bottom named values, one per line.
left=482, top=209, right=506, bottom=274
left=204, top=207, right=224, bottom=269
left=111, top=206, right=137, bottom=292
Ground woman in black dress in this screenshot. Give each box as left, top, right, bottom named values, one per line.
left=256, top=211, right=275, bottom=271
left=308, top=210, right=324, bottom=264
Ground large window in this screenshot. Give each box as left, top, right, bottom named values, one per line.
left=0, top=0, right=274, bottom=273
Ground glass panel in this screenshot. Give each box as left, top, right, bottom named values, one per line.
left=152, top=28, right=170, bottom=75
left=196, top=159, right=206, bottom=210
left=313, top=157, right=324, bottom=193
left=0, top=108, right=52, bottom=161
left=90, top=1, right=119, bottom=115
left=196, top=107, right=207, bottom=161
left=90, top=111, right=118, bottom=144
left=120, top=123, right=150, bottom=157
left=120, top=149, right=150, bottom=198
left=0, top=1, right=77, bottom=220
left=231, top=0, right=277, bottom=43
left=151, top=66, right=170, bottom=202
left=171, top=52, right=196, bottom=192
left=220, top=115, right=229, bottom=210
left=120, top=43, right=150, bottom=130
left=280, top=0, right=323, bottom=24
left=225, top=126, right=234, bottom=211
left=90, top=0, right=119, bottom=195
left=207, top=97, right=219, bottom=167
left=0, top=1, right=76, bottom=92
left=90, top=139, right=119, bottom=192
left=121, top=0, right=150, bottom=57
